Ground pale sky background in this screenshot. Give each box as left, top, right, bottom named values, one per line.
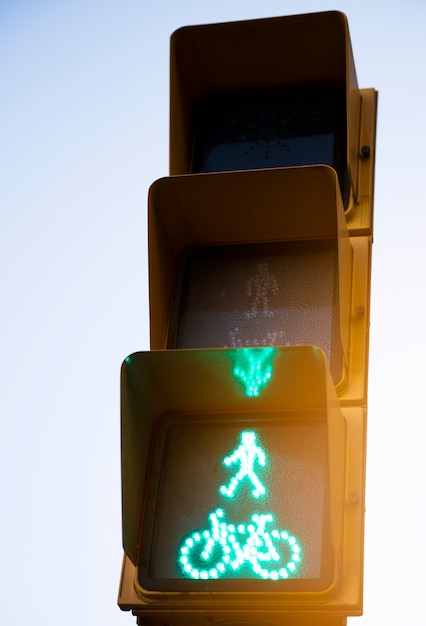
left=1, top=1, right=425, bottom=625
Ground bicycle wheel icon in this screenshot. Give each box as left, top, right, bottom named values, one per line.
left=179, top=509, right=230, bottom=580
left=245, top=514, right=302, bottom=580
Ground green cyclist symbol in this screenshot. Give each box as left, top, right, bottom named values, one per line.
left=178, top=430, right=303, bottom=580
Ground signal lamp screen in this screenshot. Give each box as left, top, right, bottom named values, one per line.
left=192, top=87, right=349, bottom=208
left=168, top=240, right=342, bottom=384
left=138, top=414, right=333, bottom=592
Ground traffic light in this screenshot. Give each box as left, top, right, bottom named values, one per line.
left=147, top=164, right=367, bottom=403
left=119, top=347, right=364, bottom=624
left=118, top=10, right=376, bottom=626
left=169, top=10, right=376, bottom=234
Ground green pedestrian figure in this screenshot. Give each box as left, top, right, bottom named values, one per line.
left=219, top=431, right=266, bottom=499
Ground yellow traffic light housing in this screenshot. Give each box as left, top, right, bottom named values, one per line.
left=170, top=10, right=376, bottom=235
left=119, top=346, right=365, bottom=623
left=118, top=9, right=376, bottom=626
left=148, top=165, right=369, bottom=405
left=170, top=11, right=377, bottom=233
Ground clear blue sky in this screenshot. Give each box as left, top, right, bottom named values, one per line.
left=1, top=1, right=425, bottom=625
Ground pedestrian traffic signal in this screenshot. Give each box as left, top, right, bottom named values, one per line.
left=119, top=346, right=366, bottom=625
left=118, top=8, right=376, bottom=626
left=147, top=164, right=369, bottom=405
left=169, top=10, right=376, bottom=235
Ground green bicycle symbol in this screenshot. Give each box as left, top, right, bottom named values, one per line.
left=177, top=431, right=303, bottom=580
left=178, top=507, right=302, bottom=580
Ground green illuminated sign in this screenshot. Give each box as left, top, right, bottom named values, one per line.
left=230, top=347, right=275, bottom=397
left=220, top=430, right=266, bottom=499
left=178, top=430, right=303, bottom=580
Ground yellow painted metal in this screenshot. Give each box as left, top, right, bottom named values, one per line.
left=170, top=12, right=353, bottom=176
left=169, top=11, right=377, bottom=234
left=346, top=88, right=378, bottom=235
left=147, top=165, right=370, bottom=405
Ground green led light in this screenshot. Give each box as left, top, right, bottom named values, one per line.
left=230, top=347, right=275, bottom=397
left=220, top=431, right=266, bottom=499
left=177, top=429, right=304, bottom=580
left=178, top=508, right=302, bottom=581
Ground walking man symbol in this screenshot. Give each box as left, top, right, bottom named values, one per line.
left=219, top=431, right=266, bottom=499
